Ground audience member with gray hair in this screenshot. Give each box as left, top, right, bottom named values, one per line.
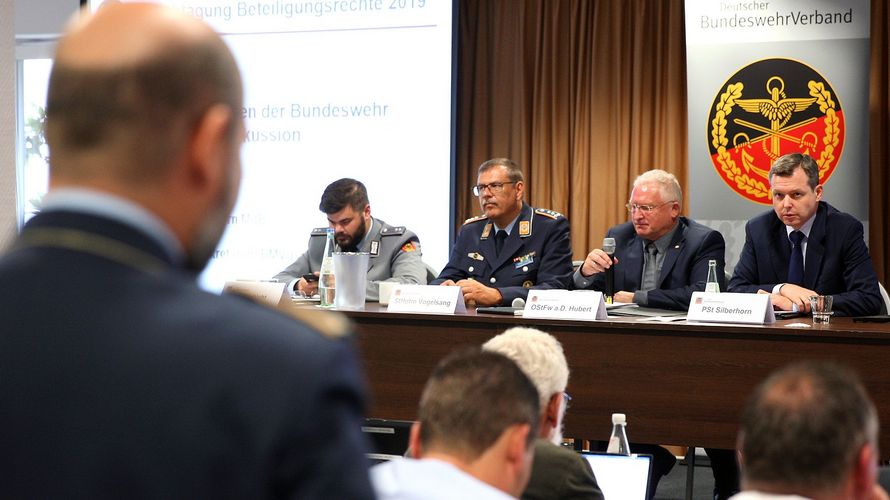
left=733, top=361, right=888, bottom=500
left=371, top=348, right=540, bottom=500
left=484, top=327, right=604, bottom=500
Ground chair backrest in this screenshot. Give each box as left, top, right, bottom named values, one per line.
left=879, top=282, right=890, bottom=315
left=424, top=262, right=439, bottom=283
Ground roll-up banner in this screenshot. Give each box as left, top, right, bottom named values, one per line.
left=685, top=0, right=870, bottom=271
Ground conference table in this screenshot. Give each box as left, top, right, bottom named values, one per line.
left=341, top=304, right=890, bottom=457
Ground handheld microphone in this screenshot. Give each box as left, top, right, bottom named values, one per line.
left=602, top=237, right=616, bottom=304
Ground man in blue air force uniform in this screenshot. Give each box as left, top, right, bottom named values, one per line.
left=0, top=4, right=373, bottom=498
left=433, top=158, right=573, bottom=306
left=273, top=178, right=427, bottom=301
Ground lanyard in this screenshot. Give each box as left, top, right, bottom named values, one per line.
left=13, top=227, right=170, bottom=275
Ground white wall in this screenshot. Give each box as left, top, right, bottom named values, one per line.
left=3, top=0, right=79, bottom=249
left=1, top=2, right=16, bottom=249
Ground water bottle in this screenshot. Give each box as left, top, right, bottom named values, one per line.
left=319, top=228, right=336, bottom=307
left=705, top=259, right=720, bottom=293
left=606, top=413, right=631, bottom=455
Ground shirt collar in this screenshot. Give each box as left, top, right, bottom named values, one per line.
left=644, top=220, right=680, bottom=254
left=493, top=214, right=520, bottom=235
left=40, top=188, right=185, bottom=263
left=785, top=211, right=817, bottom=240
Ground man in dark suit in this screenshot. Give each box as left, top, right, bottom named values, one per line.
left=573, top=169, right=726, bottom=310
left=433, top=158, right=574, bottom=306
left=0, top=4, right=372, bottom=498
left=573, top=169, right=736, bottom=500
left=728, top=153, right=881, bottom=317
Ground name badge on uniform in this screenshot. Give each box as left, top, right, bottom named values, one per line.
left=513, top=252, right=535, bottom=269
left=370, top=241, right=380, bottom=256
left=519, top=220, right=530, bottom=236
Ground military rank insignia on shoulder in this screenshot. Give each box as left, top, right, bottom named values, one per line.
left=463, top=214, right=488, bottom=225
left=282, top=305, right=352, bottom=340
left=534, top=208, right=563, bottom=219
left=381, top=226, right=406, bottom=236
left=310, top=227, right=328, bottom=236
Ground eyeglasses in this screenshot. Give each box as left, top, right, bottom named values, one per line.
left=625, top=201, right=676, bottom=213
left=473, top=181, right=516, bottom=196
left=562, top=392, right=572, bottom=409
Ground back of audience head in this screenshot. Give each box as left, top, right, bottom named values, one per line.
left=411, top=348, right=540, bottom=497
left=483, top=326, right=570, bottom=445
left=46, top=3, right=244, bottom=272
left=739, top=361, right=881, bottom=500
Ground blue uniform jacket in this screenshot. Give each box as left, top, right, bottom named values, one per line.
left=433, top=203, right=573, bottom=305
left=728, top=201, right=881, bottom=317
left=572, top=217, right=726, bottom=311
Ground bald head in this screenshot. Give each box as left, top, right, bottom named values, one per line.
left=739, top=361, right=879, bottom=496
left=46, top=2, right=243, bottom=185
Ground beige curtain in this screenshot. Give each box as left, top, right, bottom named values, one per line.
left=456, top=0, right=687, bottom=260
left=458, top=0, right=887, bottom=283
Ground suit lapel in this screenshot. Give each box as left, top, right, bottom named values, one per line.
left=768, top=217, right=791, bottom=283
left=803, top=205, right=826, bottom=289
left=620, top=235, right=644, bottom=291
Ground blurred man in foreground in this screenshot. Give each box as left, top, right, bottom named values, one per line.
left=0, top=4, right=372, bottom=498
left=484, top=327, right=605, bottom=500
left=733, top=361, right=888, bottom=500
left=371, top=348, right=540, bottom=499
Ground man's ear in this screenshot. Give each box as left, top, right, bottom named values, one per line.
left=544, top=393, right=561, bottom=431
left=506, top=424, right=532, bottom=464
left=187, top=104, right=234, bottom=191
left=514, top=180, right=525, bottom=200
left=408, top=421, right=423, bottom=458
left=851, top=442, right=878, bottom=499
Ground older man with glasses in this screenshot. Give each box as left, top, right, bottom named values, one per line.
left=573, top=169, right=726, bottom=310
left=433, top=158, right=573, bottom=306
left=573, top=169, right=736, bottom=500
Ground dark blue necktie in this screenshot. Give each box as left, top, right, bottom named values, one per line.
left=494, top=230, right=507, bottom=256
left=787, top=230, right=805, bottom=285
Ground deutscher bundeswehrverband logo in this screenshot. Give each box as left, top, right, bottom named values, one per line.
left=707, top=58, right=844, bottom=205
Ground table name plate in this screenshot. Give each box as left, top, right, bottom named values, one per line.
left=686, top=292, right=775, bottom=324
left=523, top=290, right=607, bottom=320
left=386, top=285, right=467, bottom=314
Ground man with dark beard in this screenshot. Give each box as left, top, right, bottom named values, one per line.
left=274, top=178, right=427, bottom=301
left=0, top=3, right=373, bottom=498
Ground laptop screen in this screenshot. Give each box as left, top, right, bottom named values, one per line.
left=361, top=419, right=414, bottom=462
left=581, top=452, right=652, bottom=500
